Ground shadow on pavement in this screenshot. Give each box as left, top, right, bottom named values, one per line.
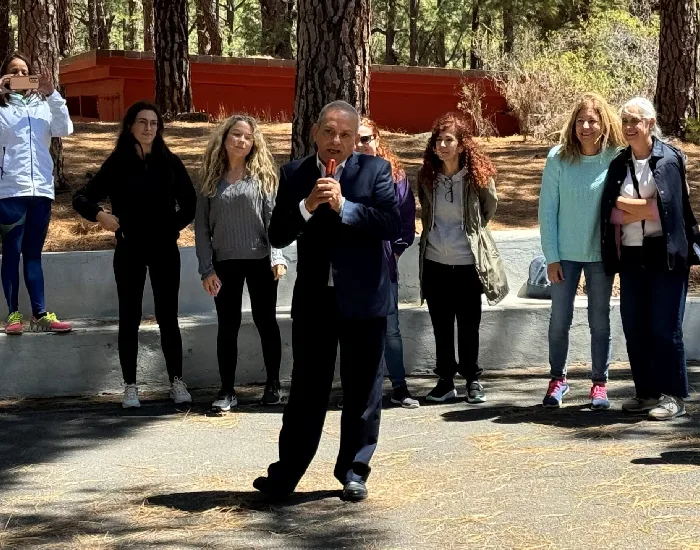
left=631, top=450, right=700, bottom=466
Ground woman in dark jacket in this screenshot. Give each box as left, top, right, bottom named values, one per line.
left=601, top=97, right=699, bottom=420
left=355, top=117, right=418, bottom=408
left=73, top=101, right=197, bottom=409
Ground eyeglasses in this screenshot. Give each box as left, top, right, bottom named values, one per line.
left=444, top=179, right=454, bottom=203
left=358, top=135, right=376, bottom=145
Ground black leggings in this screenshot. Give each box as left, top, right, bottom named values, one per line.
left=213, top=257, right=281, bottom=392
left=114, top=240, right=183, bottom=385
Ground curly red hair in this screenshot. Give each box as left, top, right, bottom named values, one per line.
left=418, top=112, right=496, bottom=189
left=360, top=117, right=405, bottom=182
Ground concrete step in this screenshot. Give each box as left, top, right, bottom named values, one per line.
left=3, top=297, right=699, bottom=398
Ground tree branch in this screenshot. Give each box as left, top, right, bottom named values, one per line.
left=372, top=27, right=386, bottom=35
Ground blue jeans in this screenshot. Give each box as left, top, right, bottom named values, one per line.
left=384, top=281, right=406, bottom=388
left=0, top=197, right=52, bottom=317
left=548, top=261, right=613, bottom=383
left=619, top=247, right=689, bottom=399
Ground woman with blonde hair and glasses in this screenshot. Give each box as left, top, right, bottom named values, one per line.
left=538, top=92, right=625, bottom=410
left=195, top=114, right=287, bottom=410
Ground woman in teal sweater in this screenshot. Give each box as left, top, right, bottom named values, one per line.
left=538, top=92, right=624, bottom=410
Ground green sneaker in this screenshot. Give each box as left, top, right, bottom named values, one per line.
left=30, top=312, right=72, bottom=333
left=5, top=311, right=23, bottom=335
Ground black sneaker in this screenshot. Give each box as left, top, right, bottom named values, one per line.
left=467, top=380, right=485, bottom=404
left=390, top=384, right=420, bottom=409
left=426, top=378, right=457, bottom=402
left=261, top=380, right=282, bottom=406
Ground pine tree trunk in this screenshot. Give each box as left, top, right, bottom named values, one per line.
left=143, top=0, right=154, bottom=51
left=199, top=0, right=222, bottom=56
left=124, top=0, right=136, bottom=50
left=656, top=0, right=698, bottom=136
left=260, top=0, right=293, bottom=59
left=196, top=7, right=211, bottom=54
left=502, top=2, right=514, bottom=54
left=226, top=0, right=234, bottom=53
left=470, top=0, right=482, bottom=69
left=18, top=0, right=67, bottom=190
left=384, top=0, right=397, bottom=64
left=291, top=0, right=370, bottom=160
left=409, top=0, right=419, bottom=66
left=57, top=0, right=72, bottom=56
left=0, top=0, right=12, bottom=62
left=154, top=0, right=192, bottom=117
left=87, top=0, right=109, bottom=49
left=435, top=0, right=445, bottom=67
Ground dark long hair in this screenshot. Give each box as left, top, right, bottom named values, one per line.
left=418, top=111, right=496, bottom=190
left=114, top=101, right=170, bottom=160
left=0, top=52, right=35, bottom=108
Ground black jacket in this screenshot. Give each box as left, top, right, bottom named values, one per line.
left=269, top=152, right=401, bottom=320
left=73, top=148, right=196, bottom=245
left=601, top=138, right=700, bottom=274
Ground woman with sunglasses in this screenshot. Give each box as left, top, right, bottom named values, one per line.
left=602, top=97, right=699, bottom=420
left=418, top=112, right=508, bottom=404
left=355, top=117, right=418, bottom=408
left=73, top=101, right=197, bottom=409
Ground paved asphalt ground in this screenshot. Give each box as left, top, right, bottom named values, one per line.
left=1, top=363, right=699, bottom=550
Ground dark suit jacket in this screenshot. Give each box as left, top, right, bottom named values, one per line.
left=269, top=152, right=401, bottom=319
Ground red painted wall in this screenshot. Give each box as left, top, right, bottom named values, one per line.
left=60, top=50, right=519, bottom=135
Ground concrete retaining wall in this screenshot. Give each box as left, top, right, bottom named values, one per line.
left=2, top=228, right=699, bottom=398
left=5, top=229, right=542, bottom=318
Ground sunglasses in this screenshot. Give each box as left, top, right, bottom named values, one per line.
left=358, top=135, right=376, bottom=145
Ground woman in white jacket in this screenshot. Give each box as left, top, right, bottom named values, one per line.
left=0, top=52, right=73, bottom=335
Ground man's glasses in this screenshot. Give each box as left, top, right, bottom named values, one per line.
left=358, top=135, right=376, bottom=145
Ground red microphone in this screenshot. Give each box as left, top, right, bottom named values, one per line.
left=326, top=158, right=336, bottom=178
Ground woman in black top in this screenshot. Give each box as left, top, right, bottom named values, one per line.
left=73, top=101, right=197, bottom=409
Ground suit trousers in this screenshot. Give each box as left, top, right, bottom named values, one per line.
left=267, top=287, right=387, bottom=489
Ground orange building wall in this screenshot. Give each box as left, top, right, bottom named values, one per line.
left=60, top=50, right=519, bottom=135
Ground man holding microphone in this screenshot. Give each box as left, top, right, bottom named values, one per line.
left=254, top=100, right=401, bottom=502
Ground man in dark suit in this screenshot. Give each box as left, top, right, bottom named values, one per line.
left=253, top=100, right=401, bottom=502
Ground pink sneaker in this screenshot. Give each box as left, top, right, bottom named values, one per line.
left=30, top=312, right=73, bottom=333
left=590, top=383, right=610, bottom=410
left=5, top=311, right=23, bottom=335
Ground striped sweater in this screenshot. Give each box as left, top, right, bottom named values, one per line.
left=194, top=176, right=286, bottom=279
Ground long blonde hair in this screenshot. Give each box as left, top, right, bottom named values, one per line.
left=559, top=92, right=625, bottom=163
left=200, top=115, right=278, bottom=198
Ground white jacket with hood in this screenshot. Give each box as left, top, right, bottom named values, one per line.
left=0, top=90, right=73, bottom=201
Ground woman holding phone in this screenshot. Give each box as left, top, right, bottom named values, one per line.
left=73, top=101, right=196, bottom=409
left=195, top=114, right=287, bottom=410
left=0, top=52, right=74, bottom=335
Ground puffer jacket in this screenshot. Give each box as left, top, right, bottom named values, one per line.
left=0, top=91, right=74, bottom=201
left=418, top=174, right=509, bottom=305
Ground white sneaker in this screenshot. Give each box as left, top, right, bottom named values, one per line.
left=170, top=377, right=192, bottom=404
left=648, top=395, right=686, bottom=421
left=622, top=396, right=661, bottom=412
left=212, top=393, right=238, bottom=411
left=122, top=384, right=141, bottom=409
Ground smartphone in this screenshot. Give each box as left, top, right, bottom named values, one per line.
left=9, top=75, right=40, bottom=91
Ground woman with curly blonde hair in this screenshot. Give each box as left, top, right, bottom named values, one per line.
left=538, top=92, right=625, bottom=410
left=355, top=117, right=418, bottom=408
left=418, top=112, right=508, bottom=404
left=195, top=114, right=287, bottom=410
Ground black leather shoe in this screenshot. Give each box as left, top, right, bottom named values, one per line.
left=253, top=476, right=292, bottom=499
left=341, top=480, right=368, bottom=502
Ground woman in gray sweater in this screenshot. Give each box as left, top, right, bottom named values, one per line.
left=195, top=115, right=287, bottom=410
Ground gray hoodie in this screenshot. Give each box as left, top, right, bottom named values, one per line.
left=424, top=166, right=475, bottom=265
